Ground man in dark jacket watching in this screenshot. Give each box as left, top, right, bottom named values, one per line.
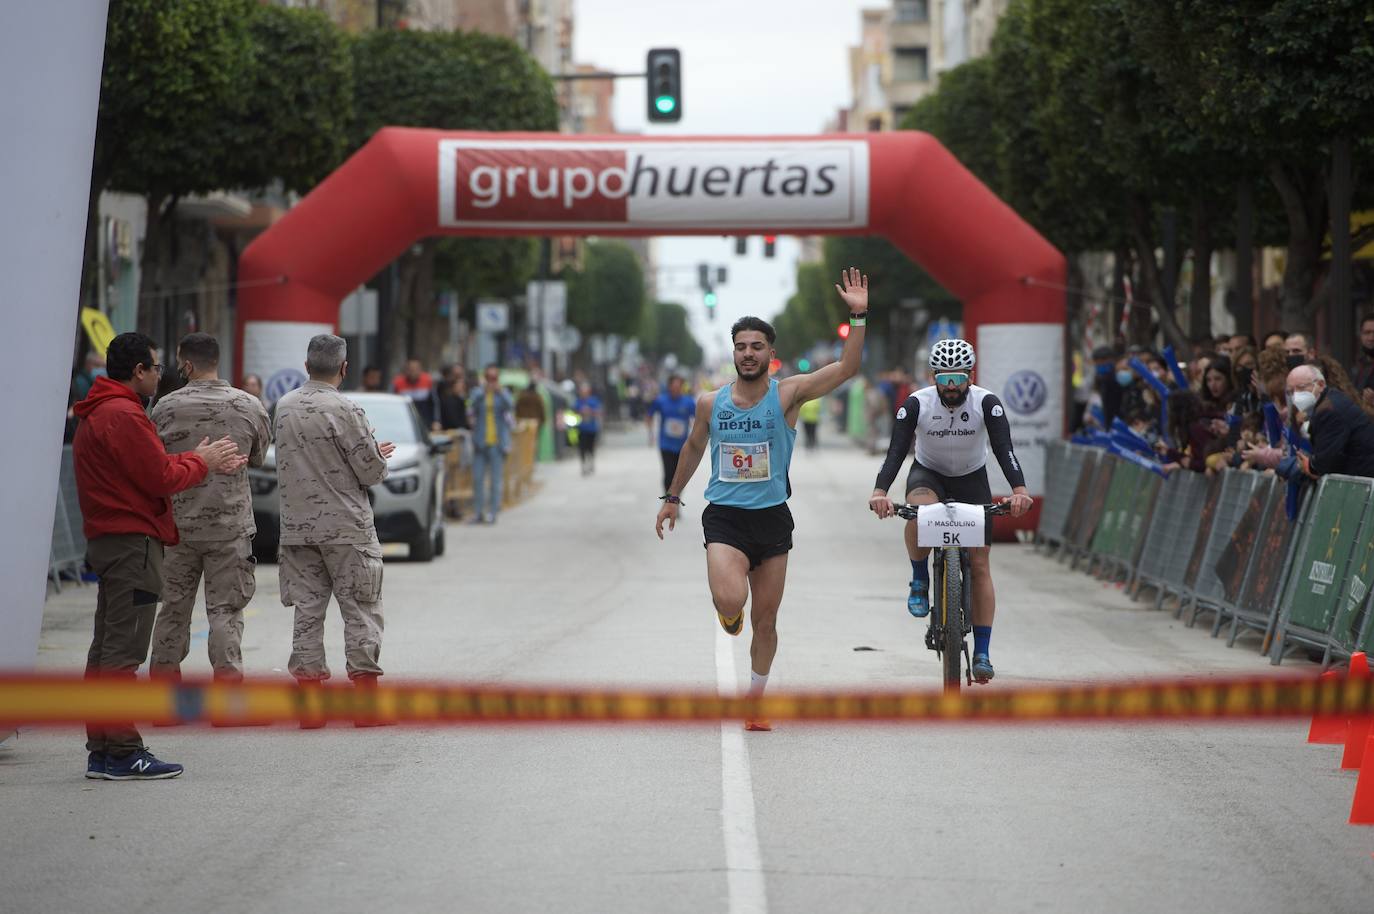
left=72, top=332, right=245, bottom=781
left=1287, top=364, right=1374, bottom=479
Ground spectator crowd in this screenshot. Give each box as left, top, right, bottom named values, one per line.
left=1075, top=317, right=1374, bottom=490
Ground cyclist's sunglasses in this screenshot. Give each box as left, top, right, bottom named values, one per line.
left=934, top=371, right=969, bottom=387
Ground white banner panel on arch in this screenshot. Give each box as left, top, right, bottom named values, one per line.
left=437, top=139, right=870, bottom=231
left=975, top=323, right=1063, bottom=497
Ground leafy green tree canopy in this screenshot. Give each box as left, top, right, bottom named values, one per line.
left=567, top=241, right=646, bottom=338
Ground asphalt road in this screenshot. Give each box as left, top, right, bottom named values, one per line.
left=4, top=426, right=1372, bottom=913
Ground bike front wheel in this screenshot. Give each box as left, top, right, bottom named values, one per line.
left=938, top=547, right=963, bottom=692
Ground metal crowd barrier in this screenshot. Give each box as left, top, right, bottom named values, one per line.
left=1182, top=469, right=1266, bottom=629
left=47, top=445, right=85, bottom=591
left=1036, top=440, right=1084, bottom=550
left=1132, top=470, right=1206, bottom=609
left=1269, top=474, right=1374, bottom=666
left=1033, top=445, right=1374, bottom=670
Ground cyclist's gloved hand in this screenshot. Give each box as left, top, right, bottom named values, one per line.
left=868, top=490, right=894, bottom=519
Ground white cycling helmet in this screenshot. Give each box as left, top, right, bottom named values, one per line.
left=929, top=338, right=975, bottom=372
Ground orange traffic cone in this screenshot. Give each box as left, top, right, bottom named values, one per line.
left=1307, top=669, right=1347, bottom=744
left=1341, top=653, right=1371, bottom=769
left=1349, top=730, right=1374, bottom=825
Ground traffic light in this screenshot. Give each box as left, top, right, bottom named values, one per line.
left=837, top=322, right=851, bottom=340
left=763, top=235, right=776, bottom=258
left=797, top=358, right=811, bottom=372
left=697, top=262, right=709, bottom=289
left=646, top=48, right=682, bottom=123
left=716, top=266, right=727, bottom=284
left=704, top=287, right=718, bottom=309
left=734, top=237, right=747, bottom=256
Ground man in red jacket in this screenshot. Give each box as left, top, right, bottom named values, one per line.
left=72, top=332, right=245, bottom=781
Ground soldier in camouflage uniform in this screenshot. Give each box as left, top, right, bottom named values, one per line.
left=149, top=333, right=271, bottom=681
left=274, top=334, right=395, bottom=702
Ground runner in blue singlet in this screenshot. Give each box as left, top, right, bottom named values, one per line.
left=655, top=267, right=873, bottom=731
left=646, top=375, right=696, bottom=492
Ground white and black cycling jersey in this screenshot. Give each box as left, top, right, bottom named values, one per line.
left=874, top=384, right=1026, bottom=489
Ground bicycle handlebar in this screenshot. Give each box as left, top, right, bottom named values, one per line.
left=891, top=501, right=1012, bottom=522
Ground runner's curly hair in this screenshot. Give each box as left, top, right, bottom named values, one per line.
left=731, top=316, right=776, bottom=344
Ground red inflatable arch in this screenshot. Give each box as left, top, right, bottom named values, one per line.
left=237, top=128, right=1065, bottom=507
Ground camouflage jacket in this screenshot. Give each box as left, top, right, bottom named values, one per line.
left=274, top=381, right=389, bottom=545
left=151, top=379, right=270, bottom=541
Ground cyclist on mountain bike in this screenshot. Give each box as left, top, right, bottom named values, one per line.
left=867, top=338, right=1032, bottom=683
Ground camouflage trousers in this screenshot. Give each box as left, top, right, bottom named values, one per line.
left=150, top=537, right=256, bottom=680
left=279, top=542, right=384, bottom=681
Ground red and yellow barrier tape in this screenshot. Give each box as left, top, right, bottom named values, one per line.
left=1, top=673, right=1371, bottom=726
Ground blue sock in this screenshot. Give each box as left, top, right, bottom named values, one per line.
left=911, top=558, right=928, bottom=584
left=973, top=626, right=992, bottom=657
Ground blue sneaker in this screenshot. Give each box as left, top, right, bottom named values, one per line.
left=101, top=749, right=183, bottom=780
left=907, top=579, right=930, bottom=617
left=971, top=653, right=995, bottom=684
left=85, top=752, right=106, bottom=780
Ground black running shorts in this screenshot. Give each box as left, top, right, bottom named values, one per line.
left=702, top=502, right=794, bottom=570
left=904, top=461, right=992, bottom=505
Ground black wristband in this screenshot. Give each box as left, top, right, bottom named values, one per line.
left=660, top=494, right=683, bottom=505
left=849, top=310, right=869, bottom=321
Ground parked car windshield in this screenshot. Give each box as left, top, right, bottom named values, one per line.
left=346, top=395, right=424, bottom=444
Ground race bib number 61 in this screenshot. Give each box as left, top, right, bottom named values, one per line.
left=916, top=502, right=986, bottom=548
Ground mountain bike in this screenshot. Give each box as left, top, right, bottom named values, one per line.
left=892, top=501, right=1010, bottom=692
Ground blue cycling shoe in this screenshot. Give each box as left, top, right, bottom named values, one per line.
left=907, top=579, right=930, bottom=618
left=971, top=653, right=995, bottom=684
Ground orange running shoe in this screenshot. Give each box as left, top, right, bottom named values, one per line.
left=717, top=609, right=743, bottom=636
left=744, top=718, right=772, bottom=732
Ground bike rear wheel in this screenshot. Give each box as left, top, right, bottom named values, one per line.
left=938, top=547, right=963, bottom=692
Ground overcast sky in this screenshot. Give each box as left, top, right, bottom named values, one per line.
left=573, top=0, right=874, bottom=360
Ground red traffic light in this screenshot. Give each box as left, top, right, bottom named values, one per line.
left=837, top=322, right=851, bottom=340
left=769, top=358, right=782, bottom=374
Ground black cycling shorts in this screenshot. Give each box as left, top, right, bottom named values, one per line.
left=905, top=461, right=992, bottom=505
left=702, top=502, right=794, bottom=571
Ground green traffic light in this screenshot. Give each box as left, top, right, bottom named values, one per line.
left=704, top=292, right=717, bottom=307
left=797, top=358, right=811, bottom=372
left=655, top=95, right=677, bottom=114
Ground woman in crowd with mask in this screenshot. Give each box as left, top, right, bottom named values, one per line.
left=1113, top=355, right=1149, bottom=421
left=1230, top=347, right=1263, bottom=416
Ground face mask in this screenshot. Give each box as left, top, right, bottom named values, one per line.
left=1115, top=370, right=1134, bottom=387
left=1095, top=363, right=1113, bottom=378
left=1286, top=355, right=1305, bottom=370
left=91, top=367, right=106, bottom=378
left=1291, top=389, right=1318, bottom=415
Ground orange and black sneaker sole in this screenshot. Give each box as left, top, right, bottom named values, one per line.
left=744, top=718, right=773, bottom=732
left=717, top=610, right=743, bottom=636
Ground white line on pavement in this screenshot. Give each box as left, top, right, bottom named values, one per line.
left=716, top=626, right=768, bottom=914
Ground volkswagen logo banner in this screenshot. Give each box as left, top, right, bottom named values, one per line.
left=975, top=324, right=1064, bottom=497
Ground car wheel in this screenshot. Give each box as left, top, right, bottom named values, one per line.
left=433, top=525, right=445, bottom=557
left=410, top=509, right=436, bottom=562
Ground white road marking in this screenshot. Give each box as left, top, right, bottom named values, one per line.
left=716, top=626, right=768, bottom=914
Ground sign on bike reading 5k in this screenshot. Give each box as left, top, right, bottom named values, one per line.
left=916, top=503, right=987, bottom=549
left=437, top=139, right=870, bottom=230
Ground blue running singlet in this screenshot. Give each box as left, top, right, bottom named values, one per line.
left=704, top=380, right=796, bottom=509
